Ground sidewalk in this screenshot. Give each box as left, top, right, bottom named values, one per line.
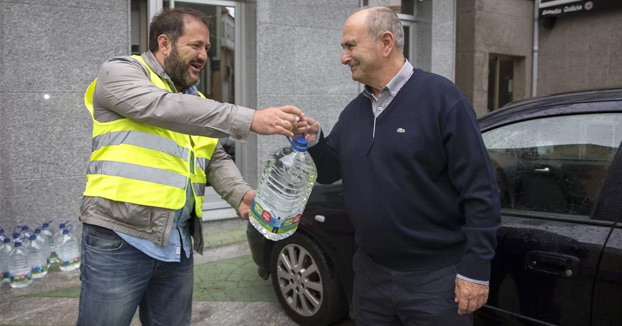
left=0, top=219, right=310, bottom=326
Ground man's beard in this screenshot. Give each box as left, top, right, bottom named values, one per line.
left=163, top=46, right=200, bottom=90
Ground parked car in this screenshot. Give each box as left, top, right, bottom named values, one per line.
left=247, top=89, right=622, bottom=326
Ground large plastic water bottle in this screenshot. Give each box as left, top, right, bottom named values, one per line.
left=57, top=225, right=80, bottom=272
left=40, top=221, right=55, bottom=264
left=27, top=229, right=49, bottom=278
left=0, top=235, right=12, bottom=283
left=8, top=240, right=33, bottom=288
left=250, top=137, right=317, bottom=241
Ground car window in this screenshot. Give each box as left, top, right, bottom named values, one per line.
left=483, top=113, right=622, bottom=218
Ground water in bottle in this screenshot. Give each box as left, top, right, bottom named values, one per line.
left=250, top=136, right=317, bottom=241
left=40, top=221, right=55, bottom=264
left=8, top=240, right=33, bottom=288
left=57, top=225, right=80, bottom=272
left=51, top=220, right=68, bottom=264
left=28, top=229, right=49, bottom=278
left=0, top=235, right=12, bottom=282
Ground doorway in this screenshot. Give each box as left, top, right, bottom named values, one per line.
left=137, top=0, right=246, bottom=219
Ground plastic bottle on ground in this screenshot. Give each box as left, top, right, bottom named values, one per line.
left=57, top=225, right=80, bottom=272
left=250, top=136, right=317, bottom=241
left=28, top=229, right=49, bottom=278
left=0, top=235, right=12, bottom=283
left=51, top=220, right=69, bottom=264
left=40, top=221, right=55, bottom=265
left=8, top=240, right=33, bottom=288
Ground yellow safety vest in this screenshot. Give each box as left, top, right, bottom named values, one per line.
left=83, top=55, right=217, bottom=217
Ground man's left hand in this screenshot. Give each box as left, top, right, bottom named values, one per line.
left=454, top=278, right=489, bottom=315
left=237, top=190, right=256, bottom=220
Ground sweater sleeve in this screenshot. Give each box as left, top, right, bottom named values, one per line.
left=308, top=123, right=343, bottom=184
left=442, top=99, right=501, bottom=282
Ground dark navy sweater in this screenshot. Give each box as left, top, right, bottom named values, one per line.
left=309, top=69, right=500, bottom=281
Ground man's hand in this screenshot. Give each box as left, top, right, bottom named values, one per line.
left=237, top=190, right=256, bottom=220
left=454, top=278, right=489, bottom=315
left=294, top=117, right=320, bottom=143
left=251, top=105, right=303, bottom=137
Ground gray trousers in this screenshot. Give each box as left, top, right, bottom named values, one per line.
left=353, top=249, right=473, bottom=326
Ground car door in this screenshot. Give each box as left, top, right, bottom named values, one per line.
left=590, top=141, right=622, bottom=326
left=475, top=111, right=622, bottom=325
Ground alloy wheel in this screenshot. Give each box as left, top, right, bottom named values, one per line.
left=275, top=243, right=323, bottom=317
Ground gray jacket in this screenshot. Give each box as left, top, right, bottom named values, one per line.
left=80, top=52, right=254, bottom=254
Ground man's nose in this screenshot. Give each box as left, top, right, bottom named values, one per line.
left=341, top=51, right=351, bottom=65
left=198, top=47, right=208, bottom=61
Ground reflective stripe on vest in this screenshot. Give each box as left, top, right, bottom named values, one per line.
left=192, top=182, right=206, bottom=197
left=87, top=160, right=188, bottom=189
left=83, top=55, right=217, bottom=216
left=92, top=130, right=190, bottom=161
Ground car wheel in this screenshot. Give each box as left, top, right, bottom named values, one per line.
left=270, top=232, right=348, bottom=326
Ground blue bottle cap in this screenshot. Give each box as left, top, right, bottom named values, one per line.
left=21, top=225, right=29, bottom=231
left=0, top=227, right=4, bottom=234
left=2, top=237, right=10, bottom=243
left=290, top=136, right=308, bottom=152
left=29, top=234, right=37, bottom=241
left=62, top=224, right=73, bottom=234
left=14, top=241, right=22, bottom=247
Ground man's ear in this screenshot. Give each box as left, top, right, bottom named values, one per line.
left=380, top=31, right=395, bottom=57
left=157, top=34, right=172, bottom=56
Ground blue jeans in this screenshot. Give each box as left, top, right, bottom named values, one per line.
left=77, top=224, right=193, bottom=326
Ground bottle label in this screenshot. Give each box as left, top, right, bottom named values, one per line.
left=60, top=257, right=80, bottom=267
left=10, top=272, right=32, bottom=284
left=250, top=199, right=301, bottom=234
left=32, top=263, right=49, bottom=275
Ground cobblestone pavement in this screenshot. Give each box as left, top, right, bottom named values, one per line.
left=0, top=219, right=353, bottom=326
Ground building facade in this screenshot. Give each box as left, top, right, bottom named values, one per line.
left=456, top=0, right=622, bottom=117
left=0, top=0, right=456, bottom=228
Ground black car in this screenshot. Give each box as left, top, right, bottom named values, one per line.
left=247, top=89, right=622, bottom=326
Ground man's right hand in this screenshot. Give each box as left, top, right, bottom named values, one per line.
left=251, top=105, right=303, bottom=137
left=296, top=117, right=320, bottom=143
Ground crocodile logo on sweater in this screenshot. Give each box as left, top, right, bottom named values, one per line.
left=397, top=128, right=406, bottom=133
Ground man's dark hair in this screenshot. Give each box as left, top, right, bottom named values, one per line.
left=148, top=8, right=210, bottom=53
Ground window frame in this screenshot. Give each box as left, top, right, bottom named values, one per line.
left=482, top=112, right=622, bottom=224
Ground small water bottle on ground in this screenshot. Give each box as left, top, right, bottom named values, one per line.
left=28, top=229, right=49, bottom=278
left=8, top=239, right=33, bottom=288
left=0, top=235, right=12, bottom=283
left=57, top=224, right=80, bottom=272
left=250, top=136, right=317, bottom=241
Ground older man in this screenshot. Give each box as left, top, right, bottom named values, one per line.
left=78, top=8, right=302, bottom=326
left=300, top=7, right=500, bottom=325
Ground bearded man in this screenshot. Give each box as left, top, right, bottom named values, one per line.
left=77, top=8, right=302, bottom=326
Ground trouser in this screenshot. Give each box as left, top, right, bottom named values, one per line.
left=77, top=224, right=193, bottom=326
left=353, top=249, right=472, bottom=326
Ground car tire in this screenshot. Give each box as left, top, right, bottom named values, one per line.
left=270, top=232, right=348, bottom=326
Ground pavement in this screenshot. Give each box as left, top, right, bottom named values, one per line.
left=0, top=219, right=354, bottom=326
